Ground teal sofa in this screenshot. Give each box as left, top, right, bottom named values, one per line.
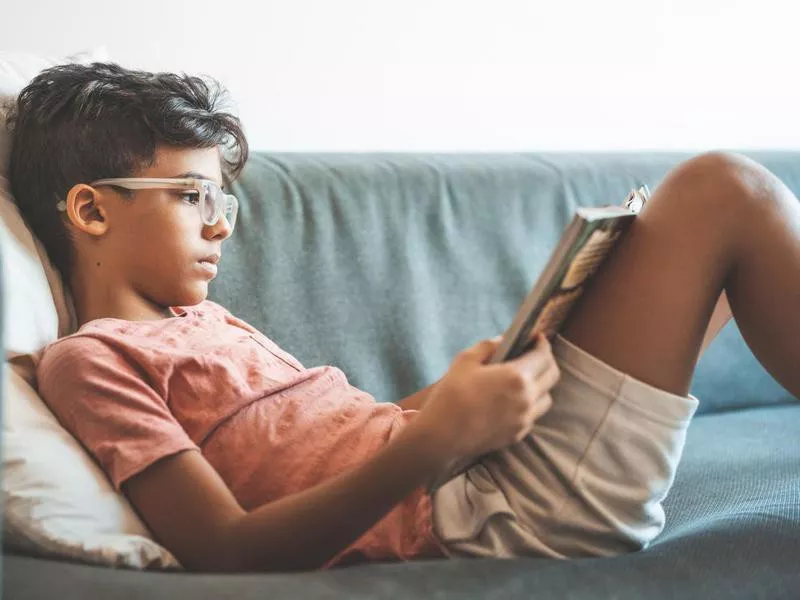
left=5, top=152, right=800, bottom=599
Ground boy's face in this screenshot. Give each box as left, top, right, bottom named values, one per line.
left=73, top=145, right=232, bottom=311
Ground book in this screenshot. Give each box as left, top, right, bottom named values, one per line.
left=489, top=186, right=650, bottom=364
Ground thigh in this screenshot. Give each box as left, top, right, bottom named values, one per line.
left=560, top=155, right=739, bottom=397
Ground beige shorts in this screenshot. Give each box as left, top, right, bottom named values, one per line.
left=431, top=334, right=699, bottom=559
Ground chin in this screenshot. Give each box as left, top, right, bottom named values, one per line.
left=172, top=284, right=209, bottom=308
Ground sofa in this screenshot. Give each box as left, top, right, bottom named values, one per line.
left=4, top=151, right=800, bottom=599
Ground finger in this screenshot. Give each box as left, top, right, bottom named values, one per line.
left=529, top=392, right=554, bottom=422
left=458, top=336, right=502, bottom=364
left=535, top=360, right=561, bottom=394
left=507, top=334, right=552, bottom=379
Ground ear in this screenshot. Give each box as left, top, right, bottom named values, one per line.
left=64, top=184, right=109, bottom=237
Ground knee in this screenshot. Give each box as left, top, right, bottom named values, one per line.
left=645, top=152, right=797, bottom=232
left=659, top=151, right=787, bottom=215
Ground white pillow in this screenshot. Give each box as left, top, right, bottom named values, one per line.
left=3, top=367, right=179, bottom=568
left=1, top=48, right=180, bottom=569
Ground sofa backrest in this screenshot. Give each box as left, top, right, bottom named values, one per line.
left=211, top=152, right=798, bottom=415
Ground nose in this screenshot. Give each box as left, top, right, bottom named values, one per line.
left=203, top=214, right=233, bottom=241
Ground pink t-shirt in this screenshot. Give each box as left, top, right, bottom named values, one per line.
left=35, top=300, right=446, bottom=567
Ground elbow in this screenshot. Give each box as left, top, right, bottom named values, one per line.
left=173, top=515, right=251, bottom=574
left=188, top=515, right=327, bottom=574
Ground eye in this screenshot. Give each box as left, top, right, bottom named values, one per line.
left=179, top=191, right=200, bottom=205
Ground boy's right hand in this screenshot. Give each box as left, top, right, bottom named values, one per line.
left=414, top=333, right=561, bottom=478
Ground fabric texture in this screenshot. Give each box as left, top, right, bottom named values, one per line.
left=432, top=334, right=698, bottom=559
left=36, top=300, right=443, bottom=566
left=1, top=48, right=177, bottom=569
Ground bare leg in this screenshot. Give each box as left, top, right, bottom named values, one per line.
left=561, top=151, right=800, bottom=400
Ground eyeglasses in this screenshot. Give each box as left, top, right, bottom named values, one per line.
left=57, top=178, right=239, bottom=230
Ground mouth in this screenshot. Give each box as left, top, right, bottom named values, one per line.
left=198, top=254, right=220, bottom=277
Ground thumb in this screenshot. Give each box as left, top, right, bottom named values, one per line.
left=459, top=335, right=503, bottom=364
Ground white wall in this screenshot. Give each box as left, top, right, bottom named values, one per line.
left=3, top=0, right=798, bottom=151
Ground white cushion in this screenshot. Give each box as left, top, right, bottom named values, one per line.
left=3, top=367, right=179, bottom=568
left=1, top=48, right=179, bottom=569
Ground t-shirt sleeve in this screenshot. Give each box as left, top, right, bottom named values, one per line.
left=36, top=335, right=200, bottom=491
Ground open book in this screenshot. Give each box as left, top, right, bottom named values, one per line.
left=489, top=187, right=650, bottom=364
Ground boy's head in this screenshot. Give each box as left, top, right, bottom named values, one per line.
left=6, top=62, right=249, bottom=318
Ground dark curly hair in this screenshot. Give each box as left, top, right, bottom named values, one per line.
left=6, top=61, right=249, bottom=279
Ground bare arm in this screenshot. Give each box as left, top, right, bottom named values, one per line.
left=123, top=417, right=450, bottom=573
left=396, top=382, right=436, bottom=411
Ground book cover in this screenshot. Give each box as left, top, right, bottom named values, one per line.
left=490, top=187, right=649, bottom=364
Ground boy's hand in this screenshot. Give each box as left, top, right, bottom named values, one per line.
left=413, top=332, right=560, bottom=478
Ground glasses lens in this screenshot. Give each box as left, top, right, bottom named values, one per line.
left=201, top=182, right=219, bottom=224
left=202, top=181, right=237, bottom=230
left=225, top=195, right=238, bottom=230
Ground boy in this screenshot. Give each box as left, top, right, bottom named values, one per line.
left=8, top=62, right=799, bottom=572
